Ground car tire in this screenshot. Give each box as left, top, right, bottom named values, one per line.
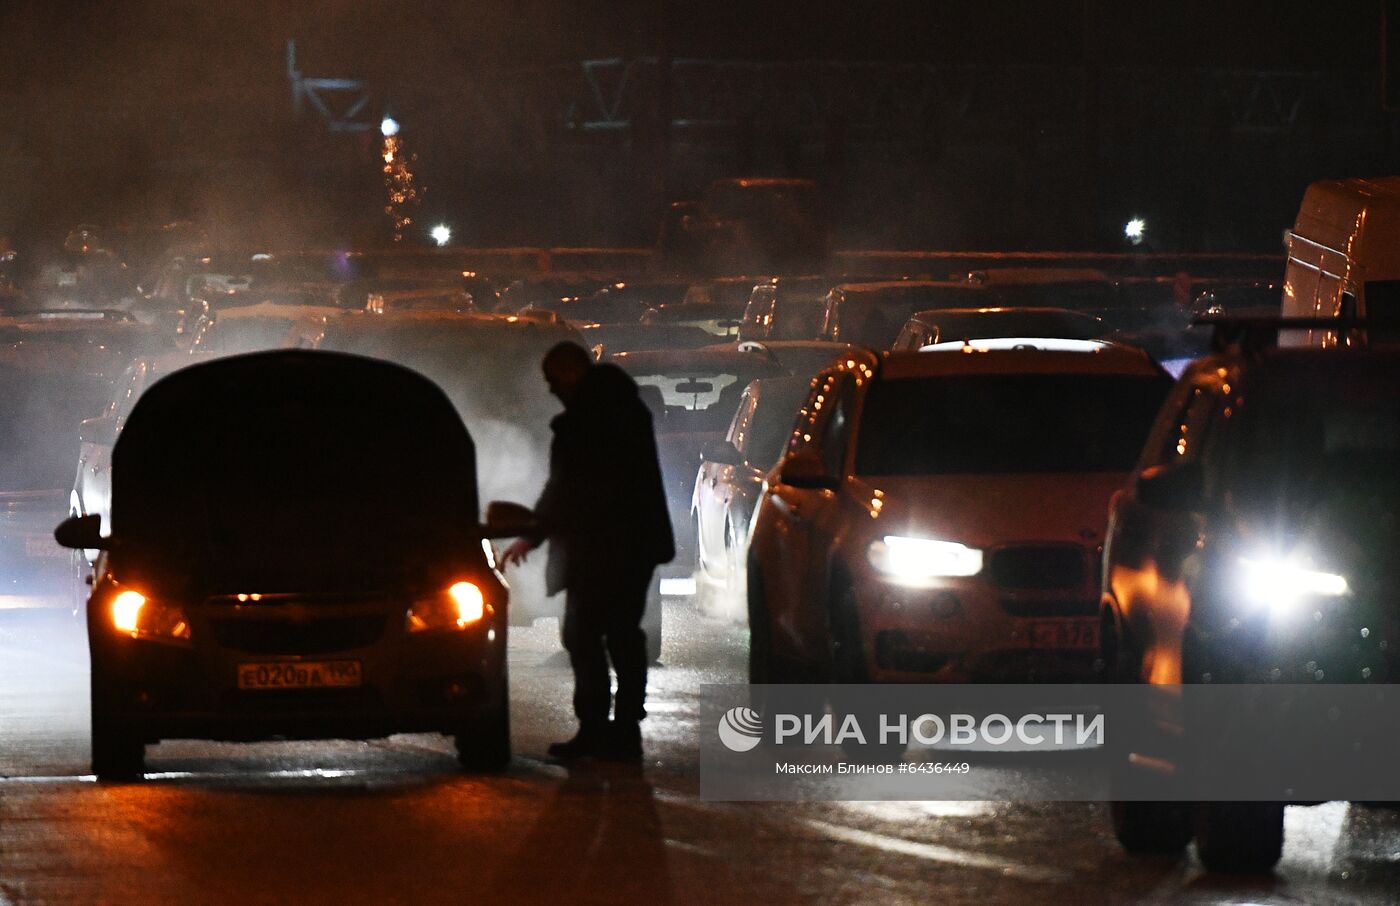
left=455, top=682, right=511, bottom=773
left=91, top=705, right=145, bottom=782
left=1110, top=801, right=1193, bottom=854
left=1194, top=802, right=1285, bottom=873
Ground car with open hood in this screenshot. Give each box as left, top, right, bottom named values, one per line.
left=55, top=350, right=518, bottom=780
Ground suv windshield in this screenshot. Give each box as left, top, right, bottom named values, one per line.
left=1227, top=365, right=1400, bottom=521
left=855, top=373, right=1171, bottom=475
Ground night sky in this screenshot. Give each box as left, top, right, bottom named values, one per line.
left=0, top=0, right=1380, bottom=93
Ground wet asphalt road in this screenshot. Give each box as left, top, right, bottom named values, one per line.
left=1, top=597, right=1399, bottom=906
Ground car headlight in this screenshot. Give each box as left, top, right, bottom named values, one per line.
left=867, top=535, right=983, bottom=582
left=109, top=589, right=191, bottom=642
left=406, top=581, right=488, bottom=632
left=1236, top=555, right=1349, bottom=614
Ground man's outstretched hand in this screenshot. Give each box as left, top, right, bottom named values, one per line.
left=500, top=538, right=535, bottom=567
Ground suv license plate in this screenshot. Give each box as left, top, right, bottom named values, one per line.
left=237, top=660, right=362, bottom=690
left=1029, top=620, right=1099, bottom=650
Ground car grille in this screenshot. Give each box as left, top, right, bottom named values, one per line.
left=210, top=615, right=387, bottom=655
left=987, top=545, right=1088, bottom=591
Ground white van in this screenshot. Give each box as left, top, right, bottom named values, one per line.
left=1281, top=177, right=1400, bottom=345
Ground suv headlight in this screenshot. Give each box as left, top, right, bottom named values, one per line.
left=109, top=589, right=191, bottom=642
left=867, top=536, right=984, bottom=582
left=406, top=581, right=488, bottom=632
left=1237, top=555, right=1349, bottom=615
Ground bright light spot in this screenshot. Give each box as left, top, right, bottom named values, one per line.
left=868, top=536, right=983, bottom=582
left=111, top=591, right=146, bottom=634
left=380, top=116, right=400, bottom=137
left=430, top=224, right=452, bottom=246
left=660, top=577, right=697, bottom=596
left=920, top=337, right=1111, bottom=354
left=1124, top=217, right=1146, bottom=243
left=1238, top=555, right=1349, bottom=617
left=447, top=581, right=485, bottom=624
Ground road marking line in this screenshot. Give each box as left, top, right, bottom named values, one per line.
left=804, top=819, right=1071, bottom=884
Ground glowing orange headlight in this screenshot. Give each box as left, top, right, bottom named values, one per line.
left=111, top=590, right=146, bottom=634
left=407, top=581, right=488, bottom=632
left=447, top=581, right=485, bottom=624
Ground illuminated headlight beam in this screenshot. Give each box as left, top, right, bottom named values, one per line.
left=868, top=536, right=983, bottom=582
left=1237, top=555, right=1349, bottom=615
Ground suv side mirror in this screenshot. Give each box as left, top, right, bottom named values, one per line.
left=54, top=514, right=108, bottom=550
left=778, top=448, right=840, bottom=491
left=700, top=438, right=744, bottom=467
left=482, top=501, right=538, bottom=539
left=1135, top=462, right=1205, bottom=512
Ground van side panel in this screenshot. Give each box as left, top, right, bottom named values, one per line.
left=1282, top=177, right=1400, bottom=346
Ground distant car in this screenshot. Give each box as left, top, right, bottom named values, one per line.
left=580, top=322, right=721, bottom=357
left=0, top=314, right=167, bottom=598
left=187, top=302, right=337, bottom=357
left=333, top=277, right=476, bottom=313
left=891, top=306, right=1104, bottom=350
left=586, top=280, right=690, bottom=311
left=820, top=281, right=983, bottom=348
left=737, top=276, right=833, bottom=343
left=54, top=350, right=515, bottom=780
left=137, top=251, right=261, bottom=331
left=641, top=301, right=746, bottom=339
left=1101, top=342, right=1400, bottom=872
left=612, top=347, right=789, bottom=637
left=824, top=272, right=1121, bottom=349
left=956, top=268, right=1115, bottom=310
left=497, top=274, right=610, bottom=314
left=692, top=376, right=812, bottom=621
left=731, top=340, right=854, bottom=381
left=681, top=276, right=765, bottom=308
left=746, top=344, right=1171, bottom=690
left=364, top=286, right=476, bottom=314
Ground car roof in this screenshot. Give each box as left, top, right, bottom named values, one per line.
left=833, top=279, right=966, bottom=296
left=908, top=306, right=1100, bottom=321
left=876, top=345, right=1164, bottom=379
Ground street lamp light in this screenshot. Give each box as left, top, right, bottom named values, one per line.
left=431, top=224, right=452, bottom=247
left=1124, top=217, right=1146, bottom=245
left=380, top=115, right=400, bottom=137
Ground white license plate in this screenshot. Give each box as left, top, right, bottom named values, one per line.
left=1029, top=619, right=1099, bottom=650
left=24, top=537, right=64, bottom=558
left=237, top=660, right=362, bottom=690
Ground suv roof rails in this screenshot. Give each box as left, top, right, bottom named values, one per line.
left=1191, top=314, right=1368, bottom=353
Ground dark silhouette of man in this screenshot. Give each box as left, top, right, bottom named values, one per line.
left=502, top=342, right=674, bottom=760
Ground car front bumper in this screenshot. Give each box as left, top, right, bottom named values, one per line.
left=89, top=599, right=507, bottom=743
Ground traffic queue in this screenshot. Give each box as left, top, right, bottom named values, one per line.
left=0, top=176, right=1395, bottom=875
